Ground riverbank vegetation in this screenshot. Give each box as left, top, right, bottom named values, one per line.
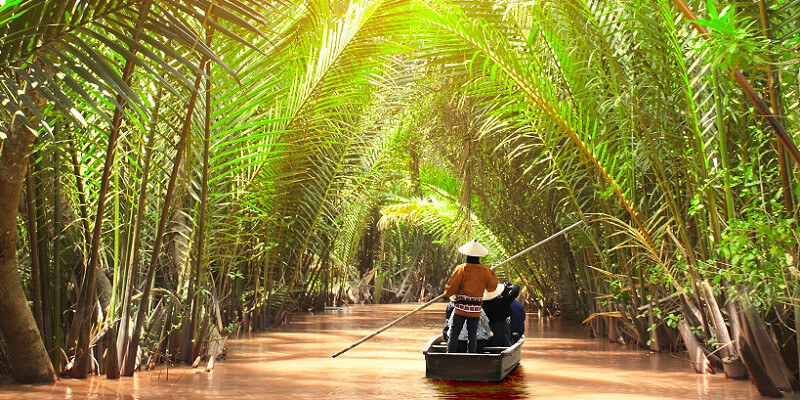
left=1, top=0, right=799, bottom=396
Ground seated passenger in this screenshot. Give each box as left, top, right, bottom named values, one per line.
left=510, top=299, right=525, bottom=342
left=482, top=282, right=520, bottom=347
left=443, top=304, right=493, bottom=352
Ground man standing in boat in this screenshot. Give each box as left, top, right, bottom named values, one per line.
left=443, top=240, right=500, bottom=353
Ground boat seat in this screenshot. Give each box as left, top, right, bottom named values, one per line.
left=430, top=345, right=508, bottom=354
left=481, top=347, right=507, bottom=353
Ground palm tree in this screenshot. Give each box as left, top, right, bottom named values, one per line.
left=1, top=0, right=798, bottom=391
left=0, top=0, right=269, bottom=382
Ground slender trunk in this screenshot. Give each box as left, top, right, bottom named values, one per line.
left=184, top=26, right=214, bottom=362
left=701, top=281, right=746, bottom=379
left=667, top=228, right=711, bottom=337
left=105, top=171, right=120, bottom=378
left=264, top=253, right=275, bottom=326
left=606, top=316, right=619, bottom=343
left=92, top=310, right=104, bottom=376
left=738, top=333, right=783, bottom=397
left=758, top=0, right=794, bottom=215
left=745, top=307, right=793, bottom=391
left=69, top=142, right=91, bottom=250
left=726, top=292, right=742, bottom=352
left=301, top=239, right=335, bottom=307
left=711, top=70, right=735, bottom=220
left=0, top=117, right=56, bottom=383
left=647, top=302, right=659, bottom=352
left=679, top=321, right=713, bottom=374
left=118, top=88, right=162, bottom=375
left=126, top=53, right=210, bottom=375
left=104, top=319, right=119, bottom=378
left=25, top=165, right=44, bottom=334
left=795, top=305, right=800, bottom=387
left=62, top=138, right=90, bottom=354
left=52, top=140, right=63, bottom=371
left=71, top=1, right=152, bottom=376
left=70, top=86, right=124, bottom=378
left=33, top=155, right=53, bottom=354
left=738, top=303, right=764, bottom=365
left=192, top=313, right=210, bottom=360
left=158, top=303, right=172, bottom=363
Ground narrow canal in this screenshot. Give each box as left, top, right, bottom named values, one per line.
left=1, top=303, right=794, bottom=399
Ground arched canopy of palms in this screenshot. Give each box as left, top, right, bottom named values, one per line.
left=1, top=0, right=799, bottom=388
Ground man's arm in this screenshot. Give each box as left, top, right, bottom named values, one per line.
left=503, top=284, right=521, bottom=305
left=443, top=266, right=463, bottom=297
left=485, top=267, right=499, bottom=291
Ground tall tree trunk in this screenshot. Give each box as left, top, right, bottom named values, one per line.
left=701, top=281, right=746, bottom=379
left=63, top=135, right=90, bottom=367
left=744, top=306, right=793, bottom=391
left=24, top=165, right=44, bottom=334
left=71, top=0, right=153, bottom=378
left=69, top=140, right=91, bottom=252
left=70, top=80, right=126, bottom=378
left=0, top=118, right=56, bottom=383
left=118, top=88, right=162, bottom=376
left=738, top=333, right=784, bottom=397
left=679, top=321, right=713, bottom=374
left=126, top=53, right=210, bottom=375
left=52, top=138, right=64, bottom=371
left=33, top=154, right=54, bottom=355
left=184, top=29, right=214, bottom=362
left=104, top=323, right=119, bottom=378
left=758, top=0, right=795, bottom=216
left=795, top=305, right=800, bottom=387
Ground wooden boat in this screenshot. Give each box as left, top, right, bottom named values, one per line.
left=422, top=334, right=524, bottom=381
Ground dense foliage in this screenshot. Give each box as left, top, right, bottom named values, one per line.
left=0, top=0, right=798, bottom=392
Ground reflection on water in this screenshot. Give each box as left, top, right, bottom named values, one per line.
left=426, top=366, right=529, bottom=400
left=0, top=303, right=797, bottom=400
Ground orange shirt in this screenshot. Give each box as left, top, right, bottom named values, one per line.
left=443, top=263, right=499, bottom=317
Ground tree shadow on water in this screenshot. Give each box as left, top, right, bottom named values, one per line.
left=425, top=365, right=529, bottom=400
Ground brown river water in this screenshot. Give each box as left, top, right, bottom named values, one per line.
left=1, top=303, right=797, bottom=399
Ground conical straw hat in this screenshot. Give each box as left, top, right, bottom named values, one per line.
left=458, top=240, right=489, bottom=257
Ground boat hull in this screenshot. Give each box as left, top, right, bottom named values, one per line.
left=422, top=334, right=523, bottom=381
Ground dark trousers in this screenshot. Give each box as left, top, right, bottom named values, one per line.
left=487, top=319, right=511, bottom=347
left=447, top=313, right=479, bottom=353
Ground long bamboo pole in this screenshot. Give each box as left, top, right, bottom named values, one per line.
left=331, top=220, right=584, bottom=358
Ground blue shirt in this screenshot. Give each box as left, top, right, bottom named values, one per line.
left=510, top=300, right=525, bottom=336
